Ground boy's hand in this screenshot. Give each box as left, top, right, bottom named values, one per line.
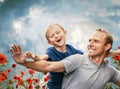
left=10, top=44, right=27, bottom=64
left=25, top=52, right=35, bottom=59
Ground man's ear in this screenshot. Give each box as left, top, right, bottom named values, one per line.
left=105, top=43, right=112, bottom=51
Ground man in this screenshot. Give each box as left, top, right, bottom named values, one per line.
left=10, top=29, right=120, bottom=89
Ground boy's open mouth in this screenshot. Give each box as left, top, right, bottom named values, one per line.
left=56, top=38, right=62, bottom=43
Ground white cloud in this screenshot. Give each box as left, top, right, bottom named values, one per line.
left=112, top=0, right=120, bottom=5
left=28, top=6, right=45, bottom=20
left=9, top=0, right=120, bottom=54
left=113, top=35, right=120, bottom=41
left=0, top=0, right=4, bottom=3
left=12, top=19, right=27, bottom=45
left=67, top=20, right=98, bottom=52
left=13, top=20, right=22, bottom=34
left=118, top=23, right=120, bottom=28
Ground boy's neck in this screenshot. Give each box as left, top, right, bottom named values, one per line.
left=55, top=45, right=66, bottom=52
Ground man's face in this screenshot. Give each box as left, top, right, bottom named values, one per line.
left=87, top=31, right=107, bottom=57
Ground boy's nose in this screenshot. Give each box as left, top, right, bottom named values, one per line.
left=55, top=34, right=59, bottom=38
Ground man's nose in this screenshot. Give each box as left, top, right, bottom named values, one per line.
left=88, top=41, right=94, bottom=46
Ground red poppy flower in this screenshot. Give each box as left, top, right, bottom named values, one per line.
left=0, top=74, right=7, bottom=82
left=0, top=75, right=4, bottom=83
left=20, top=71, right=25, bottom=77
left=29, top=84, right=33, bottom=89
left=5, top=69, right=12, bottom=74
left=118, top=46, right=120, bottom=49
left=13, top=75, right=21, bottom=81
left=1, top=71, right=7, bottom=76
left=27, top=77, right=33, bottom=84
left=0, top=53, right=7, bottom=64
left=2, top=76, right=7, bottom=81
left=34, top=78, right=39, bottom=83
left=44, top=74, right=50, bottom=82
left=28, top=69, right=35, bottom=75
left=16, top=82, right=20, bottom=88
left=113, top=55, right=120, bottom=61
left=12, top=64, right=17, bottom=68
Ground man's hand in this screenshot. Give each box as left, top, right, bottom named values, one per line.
left=10, top=44, right=27, bottom=64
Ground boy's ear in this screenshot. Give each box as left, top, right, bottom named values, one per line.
left=64, top=30, right=67, bottom=35
left=48, top=41, right=52, bottom=45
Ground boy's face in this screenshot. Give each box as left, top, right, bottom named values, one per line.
left=87, top=31, right=110, bottom=58
left=47, top=25, right=67, bottom=47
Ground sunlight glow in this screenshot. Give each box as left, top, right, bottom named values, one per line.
left=0, top=0, right=4, bottom=3
left=13, top=21, right=22, bottom=34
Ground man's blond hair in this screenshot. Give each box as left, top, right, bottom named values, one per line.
left=96, top=28, right=113, bottom=53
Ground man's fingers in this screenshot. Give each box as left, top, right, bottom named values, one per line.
left=14, top=44, right=20, bottom=52
left=11, top=44, right=17, bottom=52
left=10, top=44, right=22, bottom=55
left=18, top=45, right=22, bottom=53
left=10, top=44, right=16, bottom=54
left=10, top=48, right=14, bottom=55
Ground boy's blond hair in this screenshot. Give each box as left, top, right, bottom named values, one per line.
left=45, top=23, right=65, bottom=41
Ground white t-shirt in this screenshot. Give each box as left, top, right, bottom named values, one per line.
left=61, top=54, right=120, bottom=89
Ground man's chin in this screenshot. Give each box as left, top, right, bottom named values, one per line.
left=88, top=53, right=94, bottom=57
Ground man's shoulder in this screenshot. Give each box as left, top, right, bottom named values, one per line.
left=103, top=62, right=119, bottom=72
left=63, top=54, right=86, bottom=62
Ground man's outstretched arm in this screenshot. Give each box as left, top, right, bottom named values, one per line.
left=10, top=44, right=65, bottom=73
left=22, top=60, right=65, bottom=73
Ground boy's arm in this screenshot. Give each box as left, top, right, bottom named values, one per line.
left=22, top=60, right=65, bottom=73
left=107, top=50, right=120, bottom=57
left=25, top=52, right=49, bottom=61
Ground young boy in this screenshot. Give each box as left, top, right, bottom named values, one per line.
left=15, top=23, right=84, bottom=89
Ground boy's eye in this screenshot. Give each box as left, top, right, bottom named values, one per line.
left=49, top=34, right=54, bottom=38
left=94, top=40, right=99, bottom=43
left=89, top=39, right=91, bottom=42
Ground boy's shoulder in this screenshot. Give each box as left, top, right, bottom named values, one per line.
left=46, top=46, right=54, bottom=51
left=66, top=44, right=74, bottom=48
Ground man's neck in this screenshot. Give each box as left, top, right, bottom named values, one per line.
left=89, top=55, right=105, bottom=65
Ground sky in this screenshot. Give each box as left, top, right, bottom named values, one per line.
left=0, top=0, right=120, bottom=65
